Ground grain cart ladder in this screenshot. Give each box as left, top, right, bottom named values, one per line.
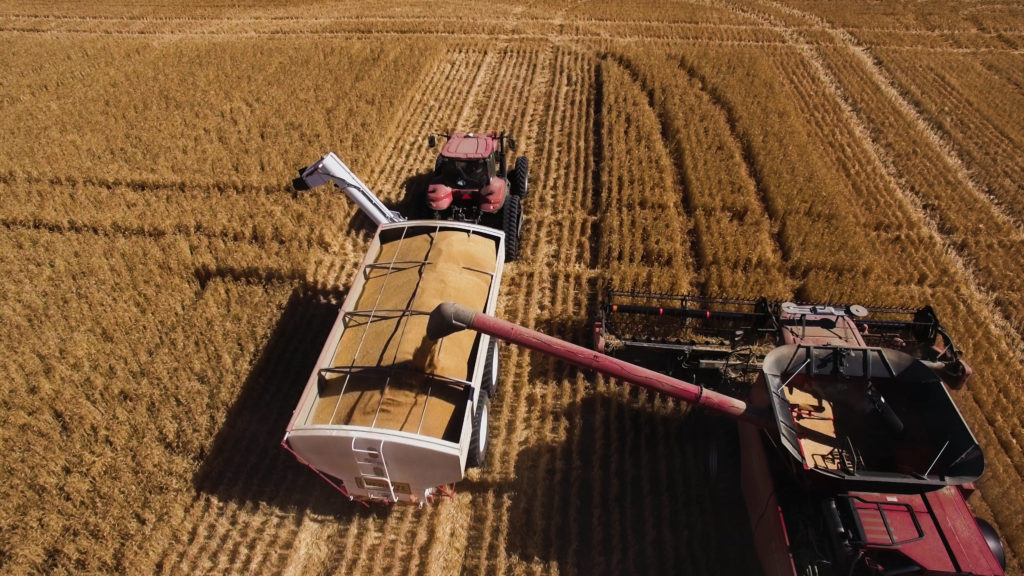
left=294, top=152, right=405, bottom=226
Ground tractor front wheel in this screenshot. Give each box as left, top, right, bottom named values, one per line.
left=511, top=156, right=529, bottom=198
left=502, top=194, right=523, bottom=261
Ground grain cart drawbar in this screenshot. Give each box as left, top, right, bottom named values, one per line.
left=426, top=293, right=1006, bottom=576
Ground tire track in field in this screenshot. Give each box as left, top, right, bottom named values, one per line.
left=535, top=48, right=604, bottom=575
left=740, top=0, right=1024, bottom=409
left=533, top=49, right=597, bottom=575
left=470, top=46, right=584, bottom=576
left=752, top=11, right=1024, bottom=487
left=461, top=48, right=527, bottom=132
left=368, top=49, right=485, bottom=202
left=8, top=21, right=1023, bottom=55
left=456, top=45, right=555, bottom=576
left=308, top=48, right=494, bottom=576
left=876, top=51, right=1024, bottom=222
left=552, top=55, right=705, bottom=575
left=712, top=2, right=1024, bottom=566
left=5, top=13, right=1024, bottom=54
left=453, top=51, right=500, bottom=129
left=720, top=0, right=1024, bottom=348
left=611, top=51, right=790, bottom=299
left=146, top=51, right=484, bottom=569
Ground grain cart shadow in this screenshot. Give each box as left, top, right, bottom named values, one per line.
left=194, top=284, right=382, bottom=519
left=503, top=395, right=762, bottom=576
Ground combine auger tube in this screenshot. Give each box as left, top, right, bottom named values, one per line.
left=427, top=302, right=773, bottom=429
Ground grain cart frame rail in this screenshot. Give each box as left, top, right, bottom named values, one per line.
left=283, top=220, right=505, bottom=504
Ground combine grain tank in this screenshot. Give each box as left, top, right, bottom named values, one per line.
left=426, top=294, right=1006, bottom=576
left=283, top=220, right=504, bottom=504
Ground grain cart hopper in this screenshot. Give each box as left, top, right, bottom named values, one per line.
left=426, top=294, right=1006, bottom=576
left=425, top=132, right=527, bottom=261
left=282, top=220, right=505, bottom=504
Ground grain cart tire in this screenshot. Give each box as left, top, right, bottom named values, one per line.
left=467, top=391, right=491, bottom=468
left=503, top=194, right=523, bottom=262
left=482, top=340, right=500, bottom=396
left=511, top=156, right=529, bottom=198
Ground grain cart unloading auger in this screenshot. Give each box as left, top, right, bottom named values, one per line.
left=426, top=292, right=1006, bottom=576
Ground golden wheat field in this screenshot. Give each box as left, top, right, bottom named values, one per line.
left=2, top=0, right=1024, bottom=574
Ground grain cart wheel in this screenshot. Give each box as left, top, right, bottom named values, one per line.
left=481, top=340, right=500, bottom=396
left=502, top=194, right=523, bottom=262
left=467, top=390, right=490, bottom=468
left=511, top=156, right=529, bottom=198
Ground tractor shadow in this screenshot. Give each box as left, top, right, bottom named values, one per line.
left=397, top=171, right=434, bottom=219
left=193, top=285, right=385, bottom=520
left=495, top=393, right=763, bottom=576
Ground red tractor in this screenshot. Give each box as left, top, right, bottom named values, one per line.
left=425, top=132, right=528, bottom=261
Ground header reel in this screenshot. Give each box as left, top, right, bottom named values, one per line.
left=595, top=291, right=970, bottom=391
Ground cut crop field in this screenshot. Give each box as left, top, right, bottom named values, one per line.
left=2, top=1, right=1023, bottom=575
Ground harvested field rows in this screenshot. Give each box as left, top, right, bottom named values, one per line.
left=2, top=1, right=1023, bottom=575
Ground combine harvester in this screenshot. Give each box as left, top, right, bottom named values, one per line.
left=283, top=153, right=506, bottom=503
left=426, top=293, right=1007, bottom=576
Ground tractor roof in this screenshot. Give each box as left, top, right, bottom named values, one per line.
left=441, top=133, right=496, bottom=160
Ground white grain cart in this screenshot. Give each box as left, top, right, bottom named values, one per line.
left=283, top=220, right=505, bottom=504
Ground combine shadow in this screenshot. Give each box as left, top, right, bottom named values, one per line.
left=498, top=395, right=762, bottom=576
left=194, top=285, right=383, bottom=519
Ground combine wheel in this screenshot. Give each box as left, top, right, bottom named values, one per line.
left=511, top=156, right=529, bottom=198
left=502, top=194, right=523, bottom=262
left=977, top=518, right=1007, bottom=570
left=467, top=390, right=490, bottom=468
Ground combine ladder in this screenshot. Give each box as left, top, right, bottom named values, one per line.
left=352, top=437, right=397, bottom=502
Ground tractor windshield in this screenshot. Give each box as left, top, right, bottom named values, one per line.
left=439, top=158, right=489, bottom=189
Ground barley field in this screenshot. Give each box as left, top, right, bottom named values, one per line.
left=2, top=1, right=1023, bottom=574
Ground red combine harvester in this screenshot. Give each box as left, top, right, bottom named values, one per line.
left=427, top=292, right=1006, bottom=576
left=425, top=132, right=528, bottom=261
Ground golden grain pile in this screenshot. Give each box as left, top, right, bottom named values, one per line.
left=1, top=1, right=1023, bottom=575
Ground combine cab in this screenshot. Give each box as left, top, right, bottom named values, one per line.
left=425, top=132, right=528, bottom=261
left=426, top=292, right=1006, bottom=576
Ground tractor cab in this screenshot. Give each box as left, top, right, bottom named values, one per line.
left=424, top=131, right=529, bottom=262
left=435, top=155, right=493, bottom=190
left=428, top=133, right=507, bottom=193
left=435, top=134, right=499, bottom=189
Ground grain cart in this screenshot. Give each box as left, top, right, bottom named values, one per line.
left=282, top=220, right=505, bottom=504
left=426, top=293, right=1006, bottom=576
left=425, top=132, right=527, bottom=261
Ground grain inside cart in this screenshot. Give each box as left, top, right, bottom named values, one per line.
left=283, top=220, right=504, bottom=504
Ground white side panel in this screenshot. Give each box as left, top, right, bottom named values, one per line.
left=287, top=428, right=463, bottom=502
